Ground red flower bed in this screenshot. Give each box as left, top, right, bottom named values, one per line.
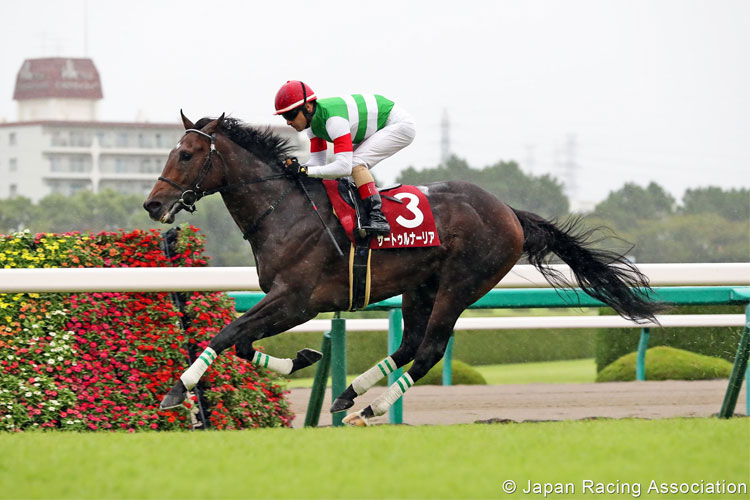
left=0, top=226, right=292, bottom=431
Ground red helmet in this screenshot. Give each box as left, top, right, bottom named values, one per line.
left=274, top=80, right=317, bottom=115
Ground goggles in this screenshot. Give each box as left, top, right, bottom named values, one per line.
left=281, top=108, right=301, bottom=121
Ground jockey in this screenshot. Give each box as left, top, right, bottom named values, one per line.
left=274, top=80, right=416, bottom=236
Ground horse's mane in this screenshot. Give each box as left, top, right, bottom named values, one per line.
left=194, top=116, right=295, bottom=165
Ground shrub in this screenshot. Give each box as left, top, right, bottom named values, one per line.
left=409, top=359, right=486, bottom=386
left=0, top=226, right=292, bottom=431
left=596, top=346, right=733, bottom=382
left=257, top=327, right=597, bottom=379
left=595, top=304, right=744, bottom=372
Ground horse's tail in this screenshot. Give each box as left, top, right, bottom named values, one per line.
left=511, top=208, right=664, bottom=323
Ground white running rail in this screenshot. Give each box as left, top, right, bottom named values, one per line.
left=0, top=263, right=747, bottom=293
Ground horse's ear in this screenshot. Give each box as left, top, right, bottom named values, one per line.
left=202, top=113, right=226, bottom=135
left=180, top=109, right=194, bottom=130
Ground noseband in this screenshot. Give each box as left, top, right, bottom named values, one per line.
left=158, top=129, right=228, bottom=213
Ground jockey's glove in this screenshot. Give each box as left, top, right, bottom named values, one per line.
left=283, top=157, right=308, bottom=178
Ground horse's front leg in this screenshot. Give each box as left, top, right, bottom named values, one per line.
left=160, top=291, right=317, bottom=410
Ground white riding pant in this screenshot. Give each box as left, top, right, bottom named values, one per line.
left=352, top=104, right=416, bottom=169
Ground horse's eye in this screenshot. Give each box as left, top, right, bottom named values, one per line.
left=179, top=151, right=192, bottom=162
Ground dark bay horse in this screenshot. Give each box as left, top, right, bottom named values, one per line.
left=144, top=113, right=662, bottom=426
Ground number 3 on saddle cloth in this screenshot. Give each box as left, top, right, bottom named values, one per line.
left=322, top=180, right=441, bottom=311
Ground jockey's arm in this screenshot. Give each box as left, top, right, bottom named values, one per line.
left=304, top=131, right=327, bottom=167
left=304, top=117, right=353, bottom=179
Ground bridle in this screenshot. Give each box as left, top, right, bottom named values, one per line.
left=157, top=126, right=343, bottom=255
left=157, top=127, right=295, bottom=238
left=158, top=129, right=230, bottom=213
left=159, top=128, right=289, bottom=213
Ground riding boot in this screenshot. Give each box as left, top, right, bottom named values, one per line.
left=361, top=193, right=391, bottom=236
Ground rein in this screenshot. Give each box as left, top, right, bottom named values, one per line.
left=158, top=129, right=286, bottom=214
left=159, top=129, right=342, bottom=252
left=159, top=128, right=288, bottom=237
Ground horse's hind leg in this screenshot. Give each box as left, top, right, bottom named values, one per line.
left=330, top=284, right=436, bottom=413
left=345, top=262, right=518, bottom=425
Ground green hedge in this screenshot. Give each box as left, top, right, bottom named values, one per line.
left=596, top=346, right=733, bottom=382
left=256, top=327, right=596, bottom=378
left=595, top=305, right=744, bottom=372
left=397, top=359, right=486, bottom=385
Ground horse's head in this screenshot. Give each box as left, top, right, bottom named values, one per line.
left=143, top=111, right=227, bottom=223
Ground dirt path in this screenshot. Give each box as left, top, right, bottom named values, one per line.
left=286, top=380, right=747, bottom=427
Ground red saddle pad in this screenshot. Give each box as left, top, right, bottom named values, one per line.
left=322, top=181, right=441, bottom=249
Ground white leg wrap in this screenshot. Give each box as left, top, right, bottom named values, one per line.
left=252, top=351, right=293, bottom=375
left=180, top=347, right=217, bottom=390
left=369, top=373, right=413, bottom=416
left=352, top=356, right=397, bottom=395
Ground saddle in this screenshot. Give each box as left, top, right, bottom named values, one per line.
left=323, top=179, right=440, bottom=250
left=322, top=179, right=441, bottom=311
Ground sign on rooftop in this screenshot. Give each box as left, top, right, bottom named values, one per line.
left=13, top=57, right=103, bottom=100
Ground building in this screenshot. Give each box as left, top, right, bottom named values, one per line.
left=0, top=57, right=304, bottom=201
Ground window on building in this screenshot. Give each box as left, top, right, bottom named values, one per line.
left=9, top=158, right=17, bottom=173
left=138, top=133, right=153, bottom=148
left=50, top=131, right=66, bottom=147
left=114, top=158, right=131, bottom=173
left=50, top=157, right=62, bottom=172
left=69, top=181, right=89, bottom=195
left=69, top=157, right=86, bottom=173
left=9, top=132, right=17, bottom=146
left=69, top=131, right=91, bottom=147
left=116, top=132, right=129, bottom=147
left=9, top=184, right=17, bottom=197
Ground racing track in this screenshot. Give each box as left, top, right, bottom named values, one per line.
left=286, top=379, right=747, bottom=427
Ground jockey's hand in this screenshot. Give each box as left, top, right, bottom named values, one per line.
left=283, top=157, right=308, bottom=178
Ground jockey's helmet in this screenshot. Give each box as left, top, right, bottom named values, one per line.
left=274, top=81, right=317, bottom=116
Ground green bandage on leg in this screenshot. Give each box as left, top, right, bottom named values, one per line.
left=370, top=373, right=413, bottom=416
left=352, top=356, right=397, bottom=395
left=251, top=351, right=293, bottom=375
left=180, top=347, right=217, bottom=390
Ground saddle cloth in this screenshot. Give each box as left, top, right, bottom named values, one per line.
left=322, top=180, right=441, bottom=249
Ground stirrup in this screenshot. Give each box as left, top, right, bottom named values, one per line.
left=362, top=221, right=390, bottom=236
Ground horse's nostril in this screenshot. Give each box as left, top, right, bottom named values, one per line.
left=144, top=200, right=162, bottom=214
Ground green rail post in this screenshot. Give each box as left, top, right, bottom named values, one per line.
left=304, top=331, right=332, bottom=427
left=388, top=308, right=404, bottom=424
left=719, top=303, right=750, bottom=418
left=442, top=333, right=454, bottom=386
left=330, top=312, right=347, bottom=427
left=636, top=328, right=650, bottom=381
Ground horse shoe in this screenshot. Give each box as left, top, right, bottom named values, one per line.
left=342, top=411, right=369, bottom=427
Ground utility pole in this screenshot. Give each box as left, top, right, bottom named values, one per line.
left=440, top=109, right=451, bottom=164
left=524, top=144, right=536, bottom=174
left=561, top=133, right=579, bottom=204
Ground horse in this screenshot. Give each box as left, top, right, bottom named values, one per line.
left=144, top=112, right=663, bottom=426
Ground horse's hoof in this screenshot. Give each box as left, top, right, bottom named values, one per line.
left=290, top=348, right=323, bottom=373
left=343, top=411, right=369, bottom=427
left=297, top=348, right=322, bottom=365
left=159, top=380, right=187, bottom=410
left=330, top=397, right=355, bottom=413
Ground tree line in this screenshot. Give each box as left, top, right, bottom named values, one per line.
left=0, top=158, right=747, bottom=265
left=395, top=156, right=748, bottom=263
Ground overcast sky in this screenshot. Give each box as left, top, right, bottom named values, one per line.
left=2, top=0, right=748, bottom=206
